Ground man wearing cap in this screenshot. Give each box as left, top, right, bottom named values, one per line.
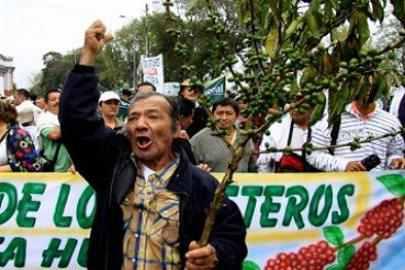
left=14, top=88, right=42, bottom=149
left=179, top=79, right=209, bottom=138
left=99, top=91, right=122, bottom=130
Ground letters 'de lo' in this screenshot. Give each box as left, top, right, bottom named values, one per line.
left=0, top=171, right=404, bottom=269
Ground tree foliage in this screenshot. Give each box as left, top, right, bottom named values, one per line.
left=30, top=10, right=243, bottom=91
left=178, top=0, right=405, bottom=125
left=177, top=0, right=405, bottom=247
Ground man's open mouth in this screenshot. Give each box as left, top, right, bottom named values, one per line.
left=136, top=136, right=152, bottom=150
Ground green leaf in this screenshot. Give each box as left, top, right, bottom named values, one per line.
left=326, top=265, right=344, bottom=270
left=337, top=244, right=355, bottom=266
left=269, top=0, right=281, bottom=22
left=301, top=66, right=317, bottom=86
left=357, top=12, right=370, bottom=47
left=309, top=0, right=321, bottom=11
left=306, top=13, right=320, bottom=37
left=265, top=27, right=279, bottom=58
left=242, top=260, right=261, bottom=270
left=331, top=27, right=349, bottom=42
left=286, top=18, right=302, bottom=39
left=323, top=226, right=344, bottom=246
left=239, top=0, right=252, bottom=24
left=377, top=174, right=405, bottom=196
left=310, top=92, right=326, bottom=125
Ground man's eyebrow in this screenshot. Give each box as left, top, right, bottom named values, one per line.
left=128, top=108, right=162, bottom=115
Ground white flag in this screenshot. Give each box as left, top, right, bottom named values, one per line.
left=149, top=0, right=164, bottom=13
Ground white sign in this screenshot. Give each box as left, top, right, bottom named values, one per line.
left=163, top=82, right=180, bottom=96
left=141, top=54, right=164, bottom=93
left=149, top=0, right=164, bottom=13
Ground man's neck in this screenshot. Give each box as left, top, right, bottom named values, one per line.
left=224, top=126, right=236, bottom=144
left=103, top=115, right=117, bottom=128
left=141, top=153, right=176, bottom=172
left=47, top=108, right=58, bottom=115
left=294, top=119, right=309, bottom=129
left=353, top=101, right=376, bottom=117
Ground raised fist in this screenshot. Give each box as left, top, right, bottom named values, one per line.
left=80, top=20, right=113, bottom=65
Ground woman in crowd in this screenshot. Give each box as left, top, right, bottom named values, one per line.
left=0, top=100, right=42, bottom=172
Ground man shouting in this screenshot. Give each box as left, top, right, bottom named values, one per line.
left=60, top=20, right=247, bottom=270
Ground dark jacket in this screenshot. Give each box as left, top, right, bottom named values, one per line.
left=60, top=65, right=247, bottom=270
left=187, top=106, right=209, bottom=138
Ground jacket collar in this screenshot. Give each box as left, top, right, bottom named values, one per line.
left=111, top=145, right=193, bottom=205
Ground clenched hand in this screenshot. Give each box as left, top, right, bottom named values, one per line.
left=80, top=20, right=113, bottom=66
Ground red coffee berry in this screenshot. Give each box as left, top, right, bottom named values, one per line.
left=358, top=198, right=404, bottom=239
left=347, top=241, right=378, bottom=270
left=265, top=240, right=336, bottom=270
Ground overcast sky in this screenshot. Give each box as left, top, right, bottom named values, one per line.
left=0, top=0, right=148, bottom=89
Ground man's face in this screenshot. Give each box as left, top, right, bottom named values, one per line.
left=290, top=109, right=312, bottom=127
left=181, top=86, right=201, bottom=102
left=14, top=93, right=24, bottom=105
left=214, top=105, right=238, bottom=130
left=126, top=96, right=175, bottom=169
left=180, top=114, right=193, bottom=130
left=137, top=85, right=155, bottom=95
left=99, top=99, right=119, bottom=117
left=35, top=97, right=46, bottom=110
left=47, top=92, right=61, bottom=113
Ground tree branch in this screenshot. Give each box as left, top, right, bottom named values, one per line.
left=259, top=128, right=405, bottom=154
left=248, top=0, right=266, bottom=73
left=376, top=36, right=405, bottom=56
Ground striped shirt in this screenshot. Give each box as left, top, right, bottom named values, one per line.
left=307, top=103, right=404, bottom=171
left=121, top=157, right=181, bottom=270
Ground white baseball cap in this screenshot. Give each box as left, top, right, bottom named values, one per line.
left=99, top=91, right=120, bottom=104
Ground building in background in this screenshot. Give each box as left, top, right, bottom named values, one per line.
left=0, top=54, right=15, bottom=97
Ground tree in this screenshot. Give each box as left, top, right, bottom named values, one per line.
left=173, top=1, right=405, bottom=266
left=31, top=51, right=77, bottom=96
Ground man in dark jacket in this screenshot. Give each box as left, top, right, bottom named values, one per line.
left=60, top=20, right=247, bottom=270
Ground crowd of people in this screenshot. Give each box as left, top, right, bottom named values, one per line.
left=2, top=19, right=404, bottom=270
left=1, top=62, right=405, bottom=175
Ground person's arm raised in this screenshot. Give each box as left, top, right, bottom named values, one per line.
left=79, top=20, right=113, bottom=66
left=60, top=20, right=123, bottom=191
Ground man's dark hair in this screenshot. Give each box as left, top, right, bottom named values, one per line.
left=212, top=97, right=240, bottom=115
left=136, top=82, right=156, bottom=92
left=45, top=88, right=62, bottom=103
left=129, top=92, right=178, bottom=132
left=121, top=89, right=133, bottom=97
left=0, top=100, right=17, bottom=125
left=178, top=84, right=204, bottom=96
left=16, top=88, right=31, bottom=99
left=176, top=96, right=195, bottom=118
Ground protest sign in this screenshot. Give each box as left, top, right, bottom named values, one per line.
left=141, top=54, right=164, bottom=92
left=0, top=171, right=404, bottom=269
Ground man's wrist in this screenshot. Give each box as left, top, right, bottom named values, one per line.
left=79, top=48, right=96, bottom=66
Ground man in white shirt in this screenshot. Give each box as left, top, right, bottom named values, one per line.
left=389, top=85, right=405, bottom=121
left=37, top=89, right=72, bottom=172
left=14, top=88, right=42, bottom=149
left=257, top=109, right=313, bottom=172
left=307, top=95, right=405, bottom=171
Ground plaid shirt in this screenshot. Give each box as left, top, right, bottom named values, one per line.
left=121, top=157, right=181, bottom=270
